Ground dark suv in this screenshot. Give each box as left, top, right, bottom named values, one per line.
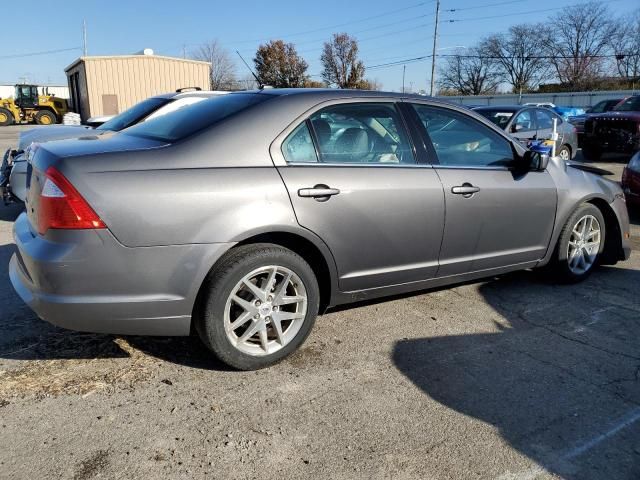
left=582, top=96, right=640, bottom=161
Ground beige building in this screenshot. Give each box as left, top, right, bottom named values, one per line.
left=65, top=51, right=210, bottom=121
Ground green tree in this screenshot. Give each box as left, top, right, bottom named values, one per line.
left=254, top=40, right=309, bottom=88
left=321, top=33, right=366, bottom=88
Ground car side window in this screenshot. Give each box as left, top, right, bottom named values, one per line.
left=590, top=101, right=607, bottom=113
left=308, top=103, right=415, bottom=165
left=512, top=110, right=535, bottom=132
left=535, top=109, right=556, bottom=129
left=282, top=122, right=318, bottom=163
left=411, top=104, right=514, bottom=168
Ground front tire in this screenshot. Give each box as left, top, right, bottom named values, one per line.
left=195, top=243, right=320, bottom=370
left=35, top=110, right=56, bottom=125
left=548, top=203, right=606, bottom=283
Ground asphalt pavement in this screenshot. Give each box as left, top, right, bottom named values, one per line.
left=0, top=125, right=639, bottom=479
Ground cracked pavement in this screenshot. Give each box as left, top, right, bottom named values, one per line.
left=0, top=125, right=639, bottom=479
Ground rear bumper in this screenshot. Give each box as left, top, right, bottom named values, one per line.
left=9, top=213, right=233, bottom=336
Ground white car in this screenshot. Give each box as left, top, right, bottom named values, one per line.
left=2, top=89, right=228, bottom=203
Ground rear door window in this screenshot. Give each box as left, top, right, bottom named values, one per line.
left=307, top=103, right=415, bottom=165
left=535, top=109, right=556, bottom=130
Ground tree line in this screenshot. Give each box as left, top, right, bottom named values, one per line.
left=438, top=2, right=640, bottom=95
left=192, top=33, right=378, bottom=90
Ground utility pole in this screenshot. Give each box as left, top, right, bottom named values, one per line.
left=429, top=0, right=441, bottom=96
left=183, top=44, right=187, bottom=59
left=82, top=20, right=88, bottom=56
left=402, top=65, right=406, bottom=93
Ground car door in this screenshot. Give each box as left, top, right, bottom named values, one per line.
left=408, top=103, right=557, bottom=277
left=272, top=100, right=445, bottom=292
left=508, top=109, right=537, bottom=146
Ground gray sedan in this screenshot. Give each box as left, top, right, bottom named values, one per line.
left=473, top=105, right=578, bottom=161
left=9, top=90, right=631, bottom=370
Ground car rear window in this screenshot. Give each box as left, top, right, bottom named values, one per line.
left=121, top=93, right=270, bottom=142
left=97, top=97, right=171, bottom=132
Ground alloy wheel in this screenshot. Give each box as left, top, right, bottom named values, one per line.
left=567, top=214, right=601, bottom=275
left=559, top=148, right=570, bottom=161
left=224, top=265, right=307, bottom=356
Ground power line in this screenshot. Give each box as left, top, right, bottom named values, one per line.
left=0, top=46, right=81, bottom=60
left=443, top=0, right=625, bottom=22
left=227, top=1, right=435, bottom=45
left=444, top=0, right=521, bottom=12
left=367, top=51, right=640, bottom=71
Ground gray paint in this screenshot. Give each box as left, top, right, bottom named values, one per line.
left=9, top=89, right=632, bottom=336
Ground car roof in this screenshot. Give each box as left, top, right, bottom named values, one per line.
left=151, top=90, right=230, bottom=100
left=214, top=88, right=476, bottom=111
left=472, top=105, right=528, bottom=112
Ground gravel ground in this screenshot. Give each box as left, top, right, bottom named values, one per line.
left=0, top=125, right=639, bottom=479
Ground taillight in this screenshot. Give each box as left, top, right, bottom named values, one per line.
left=38, top=166, right=106, bottom=234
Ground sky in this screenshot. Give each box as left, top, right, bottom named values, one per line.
left=3, top=0, right=638, bottom=92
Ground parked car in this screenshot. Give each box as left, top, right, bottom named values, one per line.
left=622, top=150, right=640, bottom=208
left=582, top=96, right=640, bottom=161
left=0, top=89, right=228, bottom=203
left=472, top=105, right=578, bottom=160
left=568, top=98, right=624, bottom=146
left=9, top=89, right=631, bottom=370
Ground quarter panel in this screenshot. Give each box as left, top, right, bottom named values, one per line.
left=75, top=166, right=298, bottom=247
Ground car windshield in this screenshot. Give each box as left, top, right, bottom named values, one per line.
left=614, top=96, right=640, bottom=112
left=474, top=109, right=515, bottom=129
left=121, top=93, right=270, bottom=142
left=96, top=97, right=171, bottom=131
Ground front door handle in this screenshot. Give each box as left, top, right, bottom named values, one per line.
left=451, top=184, right=480, bottom=197
left=298, top=185, right=340, bottom=202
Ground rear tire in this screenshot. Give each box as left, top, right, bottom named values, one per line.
left=547, top=203, right=606, bottom=283
left=35, top=110, right=56, bottom=125
left=557, top=144, right=571, bottom=161
left=0, top=108, right=13, bottom=126
left=195, top=243, right=320, bottom=370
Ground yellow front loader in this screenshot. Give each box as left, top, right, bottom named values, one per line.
left=0, top=84, right=69, bottom=126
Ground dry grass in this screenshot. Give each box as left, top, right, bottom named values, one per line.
left=0, top=337, right=154, bottom=400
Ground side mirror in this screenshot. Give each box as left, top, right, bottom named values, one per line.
left=521, top=150, right=550, bottom=171
left=511, top=124, right=519, bottom=133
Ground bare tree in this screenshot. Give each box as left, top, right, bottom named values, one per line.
left=609, top=10, right=640, bottom=78
left=191, top=40, right=236, bottom=90
left=236, top=74, right=259, bottom=91
left=438, top=48, right=501, bottom=95
left=254, top=40, right=308, bottom=88
left=321, top=33, right=366, bottom=88
left=481, top=25, right=551, bottom=94
left=540, top=2, right=618, bottom=89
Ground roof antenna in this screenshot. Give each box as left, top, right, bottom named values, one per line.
left=235, top=50, right=269, bottom=90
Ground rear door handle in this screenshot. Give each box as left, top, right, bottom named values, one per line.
left=451, top=184, right=480, bottom=197
left=298, top=185, right=340, bottom=202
